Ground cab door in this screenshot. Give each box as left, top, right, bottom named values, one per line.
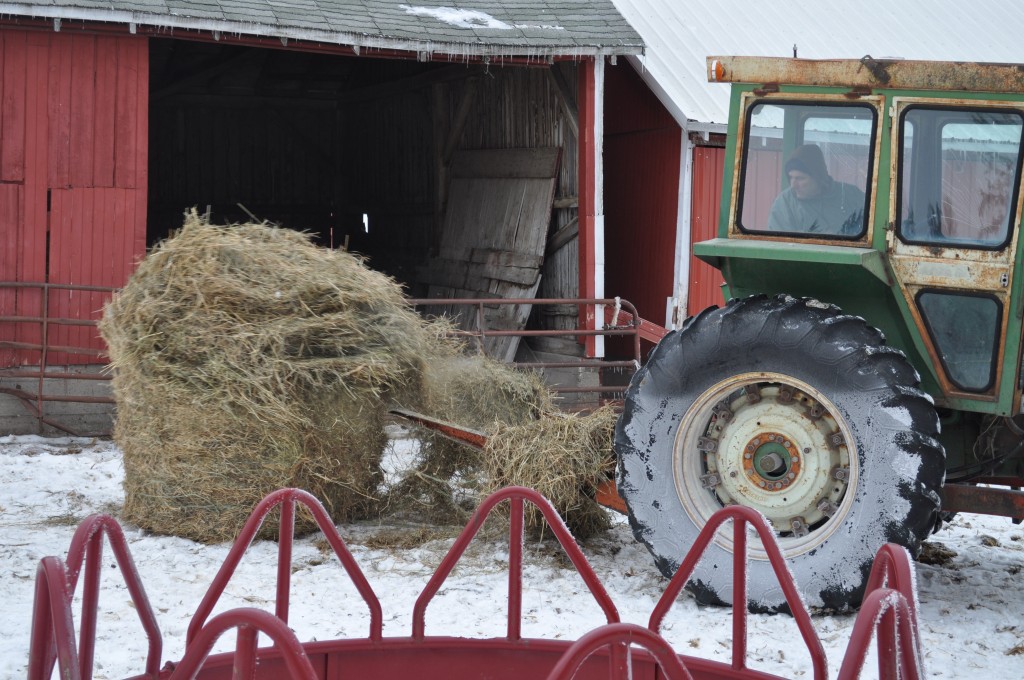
left=888, top=99, right=1024, bottom=411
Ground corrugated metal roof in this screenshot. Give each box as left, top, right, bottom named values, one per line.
left=0, top=0, right=644, bottom=57
left=611, top=0, right=1024, bottom=128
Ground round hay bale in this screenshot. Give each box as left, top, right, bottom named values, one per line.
left=101, top=210, right=438, bottom=542
left=480, top=405, right=619, bottom=540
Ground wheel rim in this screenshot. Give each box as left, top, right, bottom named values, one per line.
left=673, top=372, right=858, bottom=559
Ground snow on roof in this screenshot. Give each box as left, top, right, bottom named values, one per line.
left=611, top=0, right=1024, bottom=129
left=0, top=0, right=644, bottom=58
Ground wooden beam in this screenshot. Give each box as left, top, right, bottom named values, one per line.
left=336, top=64, right=484, bottom=104
left=152, top=48, right=265, bottom=101
left=546, top=216, right=578, bottom=255
left=443, top=78, right=479, bottom=165
left=548, top=65, right=579, bottom=139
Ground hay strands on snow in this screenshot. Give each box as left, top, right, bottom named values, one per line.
left=389, top=407, right=627, bottom=514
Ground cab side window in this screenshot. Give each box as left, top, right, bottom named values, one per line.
left=898, top=107, right=1023, bottom=248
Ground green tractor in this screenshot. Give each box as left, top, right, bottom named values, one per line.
left=615, top=56, right=1024, bottom=612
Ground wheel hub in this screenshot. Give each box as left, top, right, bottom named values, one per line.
left=743, top=432, right=801, bottom=488
left=675, top=375, right=854, bottom=550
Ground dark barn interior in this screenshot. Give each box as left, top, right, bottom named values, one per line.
left=146, top=39, right=604, bottom=400
left=147, top=39, right=580, bottom=301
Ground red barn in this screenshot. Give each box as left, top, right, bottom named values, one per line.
left=0, top=1, right=642, bottom=434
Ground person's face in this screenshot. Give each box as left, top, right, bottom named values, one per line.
left=788, top=170, right=821, bottom=199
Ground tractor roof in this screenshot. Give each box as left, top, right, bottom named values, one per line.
left=708, top=55, right=1024, bottom=95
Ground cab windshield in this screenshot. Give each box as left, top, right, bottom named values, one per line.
left=738, top=102, right=876, bottom=239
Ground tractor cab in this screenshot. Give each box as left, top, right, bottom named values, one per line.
left=614, top=56, right=1024, bottom=613
left=695, top=56, right=1024, bottom=416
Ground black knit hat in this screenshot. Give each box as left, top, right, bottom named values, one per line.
left=784, top=144, right=830, bottom=184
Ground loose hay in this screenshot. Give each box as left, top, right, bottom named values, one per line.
left=387, top=355, right=553, bottom=523
left=101, top=210, right=441, bottom=542
left=480, top=405, right=619, bottom=540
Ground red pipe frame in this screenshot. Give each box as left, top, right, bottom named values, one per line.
left=28, top=485, right=926, bottom=680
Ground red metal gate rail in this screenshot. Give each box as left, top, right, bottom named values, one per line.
left=28, top=486, right=923, bottom=680
left=3, top=290, right=656, bottom=435
left=0, top=281, right=115, bottom=437
left=409, top=297, right=653, bottom=398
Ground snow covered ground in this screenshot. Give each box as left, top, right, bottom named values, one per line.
left=2, top=433, right=1023, bottom=679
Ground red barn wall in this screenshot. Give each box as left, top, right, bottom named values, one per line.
left=688, top=145, right=726, bottom=316
left=603, top=62, right=681, bottom=356
left=0, top=29, right=147, bottom=366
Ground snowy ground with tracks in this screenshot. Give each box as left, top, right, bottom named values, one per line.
left=2, top=433, right=1023, bottom=679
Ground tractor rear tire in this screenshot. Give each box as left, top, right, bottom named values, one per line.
left=614, top=294, right=945, bottom=612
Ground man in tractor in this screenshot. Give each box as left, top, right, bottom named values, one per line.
left=767, top=143, right=866, bottom=235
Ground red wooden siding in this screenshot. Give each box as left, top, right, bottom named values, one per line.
left=688, top=146, right=726, bottom=316
left=0, top=29, right=148, bottom=367
left=0, top=184, right=21, bottom=366
left=603, top=62, right=681, bottom=357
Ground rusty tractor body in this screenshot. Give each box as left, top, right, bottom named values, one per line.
left=614, top=56, right=1024, bottom=612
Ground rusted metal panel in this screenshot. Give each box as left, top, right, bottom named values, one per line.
left=709, top=55, right=1024, bottom=94
left=940, top=483, right=1024, bottom=519
left=688, top=146, right=726, bottom=316
left=389, top=409, right=488, bottom=449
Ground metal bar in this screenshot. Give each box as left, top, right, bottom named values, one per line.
left=551, top=385, right=626, bottom=394
left=38, top=285, right=49, bottom=430
left=412, top=487, right=618, bottom=641
left=0, top=388, right=114, bottom=404
left=544, top=623, right=693, bottom=680
left=27, top=557, right=81, bottom=680
left=1, top=280, right=115, bottom=435
left=647, top=506, right=828, bottom=680
left=234, top=626, right=259, bottom=680
left=513, top=360, right=638, bottom=369
left=40, top=419, right=82, bottom=437
left=836, top=589, right=923, bottom=680
left=0, top=315, right=99, bottom=327
left=389, top=409, right=488, bottom=449
left=940, top=483, right=1024, bottom=518
left=0, top=281, right=116, bottom=293
left=64, top=515, right=164, bottom=679
left=187, top=489, right=383, bottom=646
left=449, top=327, right=640, bottom=338
left=171, top=609, right=318, bottom=680
left=731, top=519, right=747, bottom=672
left=0, top=370, right=110, bottom=381
left=508, top=496, right=523, bottom=642
left=78, top=539, right=102, bottom=680
left=0, top=340, right=106, bottom=356
left=276, top=498, right=295, bottom=624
